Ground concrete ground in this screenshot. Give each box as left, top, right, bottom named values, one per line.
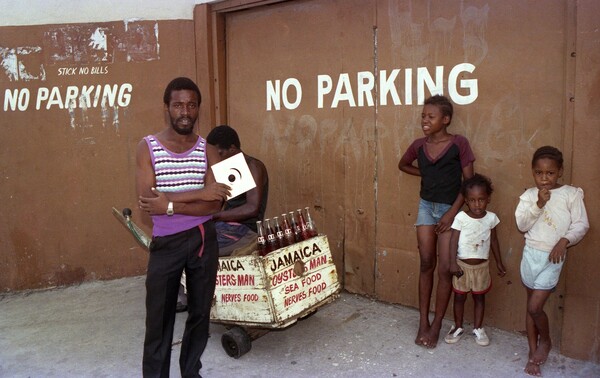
left=1, top=276, right=599, bottom=378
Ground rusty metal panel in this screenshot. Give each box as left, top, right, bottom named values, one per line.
left=560, top=0, right=600, bottom=362
left=224, top=0, right=378, bottom=296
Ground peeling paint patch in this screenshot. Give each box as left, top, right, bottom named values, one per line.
left=0, top=46, right=46, bottom=82
left=123, top=21, right=160, bottom=62
left=44, top=25, right=115, bottom=64
left=43, top=21, right=160, bottom=65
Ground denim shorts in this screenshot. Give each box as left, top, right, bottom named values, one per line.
left=415, top=199, right=452, bottom=226
left=520, top=244, right=564, bottom=290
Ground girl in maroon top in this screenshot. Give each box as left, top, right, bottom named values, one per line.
left=398, top=95, right=475, bottom=348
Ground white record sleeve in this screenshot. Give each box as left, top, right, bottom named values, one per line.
left=210, top=152, right=256, bottom=200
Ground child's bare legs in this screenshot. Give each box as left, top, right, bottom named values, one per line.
left=452, top=292, right=466, bottom=329
left=525, top=287, right=553, bottom=369
left=415, top=225, right=438, bottom=346
left=473, top=293, right=485, bottom=329
left=426, top=230, right=453, bottom=347
left=527, top=288, right=553, bottom=363
left=525, top=291, right=540, bottom=360
left=524, top=310, right=542, bottom=377
left=525, top=294, right=543, bottom=376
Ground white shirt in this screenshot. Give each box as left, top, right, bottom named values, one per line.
left=515, top=185, right=589, bottom=252
left=451, top=211, right=500, bottom=260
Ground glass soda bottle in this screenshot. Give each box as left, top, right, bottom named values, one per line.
left=256, top=220, right=268, bottom=256
left=273, top=216, right=287, bottom=248
left=304, top=206, right=318, bottom=237
left=265, top=218, right=280, bottom=252
left=297, top=208, right=311, bottom=240
left=281, top=213, right=296, bottom=246
left=289, top=211, right=304, bottom=242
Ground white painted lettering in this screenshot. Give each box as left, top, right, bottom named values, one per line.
left=282, top=78, right=302, bottom=110
left=4, top=83, right=134, bottom=112
left=3, top=88, right=30, bottom=111
left=380, top=69, right=401, bottom=106
left=102, top=84, right=118, bottom=107
left=357, top=71, right=375, bottom=107
left=266, top=80, right=280, bottom=111
left=269, top=62, right=478, bottom=110
left=331, top=73, right=356, bottom=108
left=36, top=87, right=49, bottom=110
left=448, top=63, right=478, bottom=105
left=64, top=86, right=79, bottom=109
left=404, top=68, right=413, bottom=105
left=79, top=86, right=94, bottom=108
left=46, top=87, right=63, bottom=109
left=417, top=66, right=444, bottom=104
left=317, top=75, right=332, bottom=109
left=117, top=83, right=133, bottom=107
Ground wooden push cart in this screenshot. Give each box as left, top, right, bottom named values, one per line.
left=112, top=208, right=341, bottom=358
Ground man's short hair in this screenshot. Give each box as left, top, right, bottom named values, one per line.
left=163, top=77, right=201, bottom=105
left=207, top=125, right=241, bottom=150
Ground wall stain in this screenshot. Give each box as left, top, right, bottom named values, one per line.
left=8, top=229, right=42, bottom=291
left=51, top=265, right=86, bottom=287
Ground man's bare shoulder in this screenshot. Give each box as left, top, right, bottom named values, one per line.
left=136, top=137, right=150, bottom=155
left=246, top=154, right=268, bottom=181
left=246, top=155, right=266, bottom=170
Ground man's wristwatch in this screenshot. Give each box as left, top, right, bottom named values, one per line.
left=166, top=201, right=174, bottom=216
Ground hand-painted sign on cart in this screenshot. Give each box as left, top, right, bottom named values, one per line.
left=112, top=207, right=341, bottom=358
left=212, top=234, right=340, bottom=325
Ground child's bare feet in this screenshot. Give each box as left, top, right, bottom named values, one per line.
left=524, top=361, right=542, bottom=376
left=415, top=326, right=429, bottom=346
left=530, top=340, right=551, bottom=365
left=423, top=326, right=440, bottom=348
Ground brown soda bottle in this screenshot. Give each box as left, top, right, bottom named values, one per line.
left=304, top=206, right=318, bottom=237
left=289, top=211, right=304, bottom=242
left=273, top=216, right=287, bottom=248
left=256, top=220, right=268, bottom=256
left=297, top=208, right=311, bottom=240
left=265, top=218, right=280, bottom=252
left=281, top=213, right=296, bottom=246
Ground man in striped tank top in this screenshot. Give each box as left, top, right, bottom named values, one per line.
left=136, top=77, right=230, bottom=378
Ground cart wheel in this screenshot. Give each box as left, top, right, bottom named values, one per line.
left=221, top=327, right=252, bottom=358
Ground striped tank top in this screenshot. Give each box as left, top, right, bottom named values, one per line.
left=144, top=135, right=212, bottom=237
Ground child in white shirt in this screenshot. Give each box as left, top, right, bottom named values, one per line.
left=515, top=146, right=589, bottom=376
left=445, top=174, right=506, bottom=346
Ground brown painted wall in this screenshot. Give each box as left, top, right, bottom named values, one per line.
left=0, top=20, right=197, bottom=290
left=1, top=0, right=598, bottom=363
left=224, top=0, right=378, bottom=295
left=561, top=0, right=600, bottom=362
left=203, top=0, right=600, bottom=361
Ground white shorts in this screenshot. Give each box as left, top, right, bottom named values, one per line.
left=520, top=244, right=564, bottom=290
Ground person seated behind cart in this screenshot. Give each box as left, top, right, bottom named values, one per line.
left=208, top=124, right=269, bottom=256
left=177, top=125, right=269, bottom=311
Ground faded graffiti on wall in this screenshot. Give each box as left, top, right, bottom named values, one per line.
left=1, top=20, right=160, bottom=129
